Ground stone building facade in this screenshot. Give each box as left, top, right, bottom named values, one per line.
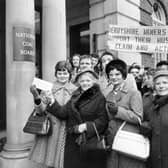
left=67, top=0, right=168, bottom=67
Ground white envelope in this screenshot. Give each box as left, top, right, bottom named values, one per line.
left=32, top=77, right=53, bottom=91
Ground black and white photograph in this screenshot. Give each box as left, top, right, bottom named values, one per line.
left=0, top=0, right=168, bottom=168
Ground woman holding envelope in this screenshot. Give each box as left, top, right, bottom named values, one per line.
left=29, top=61, right=77, bottom=168
left=34, top=68, right=108, bottom=168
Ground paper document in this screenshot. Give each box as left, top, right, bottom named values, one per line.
left=32, top=77, right=53, bottom=91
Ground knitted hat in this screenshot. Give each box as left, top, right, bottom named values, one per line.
left=153, top=70, right=168, bottom=81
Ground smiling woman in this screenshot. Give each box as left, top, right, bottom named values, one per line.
left=78, top=72, right=96, bottom=91
left=153, top=70, right=168, bottom=96
left=29, top=60, right=77, bottom=168
left=46, top=68, right=108, bottom=168
left=104, top=59, right=145, bottom=168
left=75, top=69, right=98, bottom=91
left=142, top=70, right=168, bottom=168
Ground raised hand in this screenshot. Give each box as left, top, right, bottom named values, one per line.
left=30, top=85, right=40, bottom=99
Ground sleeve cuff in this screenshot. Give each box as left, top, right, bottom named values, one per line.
left=85, top=121, right=95, bottom=138
left=34, top=98, right=41, bottom=105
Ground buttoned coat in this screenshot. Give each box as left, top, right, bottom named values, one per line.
left=29, top=81, right=77, bottom=168
left=47, top=84, right=108, bottom=168
left=143, top=93, right=168, bottom=168
left=105, top=82, right=146, bottom=168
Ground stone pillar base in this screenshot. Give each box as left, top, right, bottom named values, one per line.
left=0, top=142, right=46, bottom=168
left=0, top=156, right=44, bottom=168
left=1, top=141, right=33, bottom=159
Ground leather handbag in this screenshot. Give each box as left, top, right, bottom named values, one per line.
left=112, top=121, right=150, bottom=161
left=23, top=110, right=52, bottom=136
left=80, top=123, right=106, bottom=151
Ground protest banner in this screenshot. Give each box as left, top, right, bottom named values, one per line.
left=107, top=25, right=168, bottom=53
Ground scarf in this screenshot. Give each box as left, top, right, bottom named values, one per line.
left=153, top=94, right=168, bottom=112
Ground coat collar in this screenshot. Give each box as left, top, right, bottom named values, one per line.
left=153, top=94, right=168, bottom=110
left=70, top=84, right=101, bottom=124
left=52, top=80, right=77, bottom=94
left=119, top=81, right=129, bottom=93
left=71, top=84, right=101, bottom=110
left=106, top=81, right=129, bottom=102
left=80, top=84, right=100, bottom=100
left=72, top=84, right=100, bottom=101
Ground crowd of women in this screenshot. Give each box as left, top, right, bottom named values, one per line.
left=28, top=51, right=168, bottom=168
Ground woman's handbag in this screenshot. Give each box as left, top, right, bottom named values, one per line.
left=112, top=121, right=150, bottom=161
left=23, top=110, right=52, bottom=136
left=80, top=123, right=106, bottom=151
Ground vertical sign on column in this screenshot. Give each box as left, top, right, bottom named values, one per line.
left=13, top=26, right=35, bottom=62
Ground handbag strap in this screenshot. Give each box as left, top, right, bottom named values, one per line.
left=92, top=123, right=100, bottom=141
left=117, top=116, right=142, bottom=133
left=113, top=121, right=126, bottom=141
left=118, top=121, right=126, bottom=131
left=137, top=117, right=142, bottom=125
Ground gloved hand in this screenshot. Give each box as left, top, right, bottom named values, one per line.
left=140, top=121, right=152, bottom=137
left=103, top=83, right=114, bottom=97
left=30, top=85, right=40, bottom=100
left=44, top=91, right=55, bottom=105
left=73, top=123, right=87, bottom=134
left=75, top=133, right=86, bottom=145
left=106, top=101, right=118, bottom=116
left=105, top=145, right=112, bottom=152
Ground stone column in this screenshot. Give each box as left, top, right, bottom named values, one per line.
left=0, top=0, right=40, bottom=167
left=42, top=0, right=67, bottom=82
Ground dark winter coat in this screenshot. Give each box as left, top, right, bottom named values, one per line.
left=143, top=93, right=168, bottom=168
left=47, top=84, right=108, bottom=168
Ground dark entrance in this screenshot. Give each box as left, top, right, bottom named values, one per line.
left=70, top=22, right=90, bottom=57
left=35, top=0, right=42, bottom=78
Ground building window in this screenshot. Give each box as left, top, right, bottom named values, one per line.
left=152, top=2, right=167, bottom=65
left=152, top=2, right=166, bottom=25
